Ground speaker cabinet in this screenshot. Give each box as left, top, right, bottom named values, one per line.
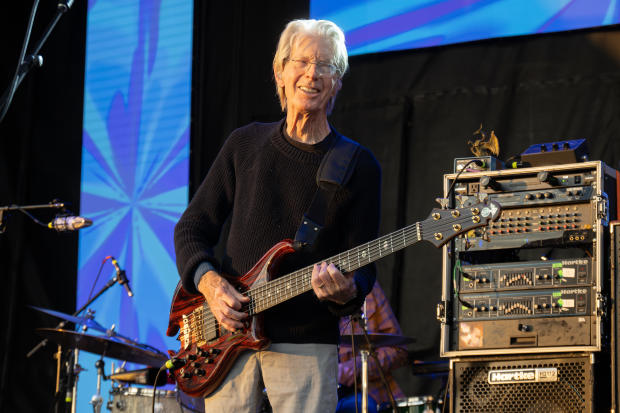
left=450, top=353, right=602, bottom=413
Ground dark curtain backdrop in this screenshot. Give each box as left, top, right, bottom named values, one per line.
left=0, top=2, right=86, bottom=412
left=2, top=0, right=620, bottom=411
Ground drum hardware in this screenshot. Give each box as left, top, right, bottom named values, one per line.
left=27, top=254, right=153, bottom=413
left=339, top=333, right=415, bottom=413
left=378, top=395, right=441, bottom=413
left=109, top=367, right=168, bottom=386
left=410, top=360, right=450, bottom=376
left=30, top=305, right=108, bottom=334
left=90, top=359, right=105, bottom=413
left=339, top=333, right=416, bottom=349
left=340, top=310, right=416, bottom=413
left=35, top=328, right=167, bottom=366
left=107, top=385, right=205, bottom=413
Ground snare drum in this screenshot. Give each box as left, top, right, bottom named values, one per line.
left=387, top=396, right=439, bottom=413
left=108, top=386, right=203, bottom=412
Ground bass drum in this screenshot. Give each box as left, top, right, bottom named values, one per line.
left=379, top=395, right=440, bottom=413
left=108, top=386, right=204, bottom=413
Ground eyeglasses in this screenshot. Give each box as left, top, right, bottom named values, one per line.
left=286, top=58, right=337, bottom=77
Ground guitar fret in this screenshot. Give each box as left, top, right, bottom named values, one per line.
left=172, top=201, right=500, bottom=399
left=240, top=206, right=486, bottom=314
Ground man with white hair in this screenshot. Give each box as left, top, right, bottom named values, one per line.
left=174, top=19, right=381, bottom=412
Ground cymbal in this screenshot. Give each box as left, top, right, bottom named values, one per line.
left=109, top=367, right=168, bottom=386
left=36, top=328, right=167, bottom=366
left=30, top=306, right=107, bottom=333
left=339, top=333, right=415, bottom=348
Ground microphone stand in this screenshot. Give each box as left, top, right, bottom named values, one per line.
left=0, top=201, right=66, bottom=233
left=0, top=1, right=77, bottom=125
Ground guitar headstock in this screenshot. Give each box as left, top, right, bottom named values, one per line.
left=421, top=200, right=501, bottom=248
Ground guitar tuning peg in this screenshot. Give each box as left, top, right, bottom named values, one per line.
left=477, top=192, right=489, bottom=203
left=435, top=197, right=450, bottom=209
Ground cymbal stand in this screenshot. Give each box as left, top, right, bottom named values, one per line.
left=360, top=348, right=370, bottom=413
left=28, top=268, right=128, bottom=412
left=350, top=309, right=398, bottom=413
left=70, top=349, right=79, bottom=413
left=89, top=359, right=105, bottom=413
left=57, top=348, right=80, bottom=413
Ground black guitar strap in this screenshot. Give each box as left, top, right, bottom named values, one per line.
left=293, top=133, right=360, bottom=250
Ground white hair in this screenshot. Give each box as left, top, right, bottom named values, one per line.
left=273, top=19, right=348, bottom=111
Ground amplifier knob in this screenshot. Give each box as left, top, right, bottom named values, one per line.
left=544, top=192, right=553, bottom=199
left=480, top=176, right=502, bottom=191
left=524, top=193, right=533, bottom=200
left=537, top=171, right=559, bottom=185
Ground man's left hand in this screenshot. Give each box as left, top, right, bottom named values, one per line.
left=311, top=262, right=357, bottom=305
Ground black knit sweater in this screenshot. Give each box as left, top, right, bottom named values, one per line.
left=174, top=119, right=381, bottom=344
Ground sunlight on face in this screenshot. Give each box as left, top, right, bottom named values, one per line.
left=277, top=35, right=341, bottom=117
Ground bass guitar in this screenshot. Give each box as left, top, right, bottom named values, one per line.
left=166, top=199, right=501, bottom=397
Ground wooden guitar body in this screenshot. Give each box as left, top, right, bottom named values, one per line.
left=166, top=240, right=296, bottom=397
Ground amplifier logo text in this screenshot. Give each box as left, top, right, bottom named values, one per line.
left=488, top=368, right=558, bottom=384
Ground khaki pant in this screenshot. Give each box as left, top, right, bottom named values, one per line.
left=204, top=343, right=338, bottom=413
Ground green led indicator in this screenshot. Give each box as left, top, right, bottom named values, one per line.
left=557, top=299, right=563, bottom=307
left=557, top=270, right=563, bottom=277
left=552, top=291, right=562, bottom=297
left=552, top=263, right=563, bottom=268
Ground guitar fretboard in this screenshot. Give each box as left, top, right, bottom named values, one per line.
left=244, top=222, right=421, bottom=315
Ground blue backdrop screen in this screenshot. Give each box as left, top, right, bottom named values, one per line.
left=311, top=0, right=620, bottom=55
left=78, top=0, right=192, bottom=410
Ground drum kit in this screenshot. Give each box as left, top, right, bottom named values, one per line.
left=33, top=304, right=443, bottom=413
left=31, top=306, right=203, bottom=413
left=339, top=333, right=444, bottom=413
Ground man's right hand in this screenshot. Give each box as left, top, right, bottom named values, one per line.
left=197, top=270, right=250, bottom=331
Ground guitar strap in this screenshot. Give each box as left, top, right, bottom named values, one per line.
left=293, top=133, right=360, bottom=250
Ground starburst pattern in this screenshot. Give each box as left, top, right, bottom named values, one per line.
left=77, top=0, right=192, bottom=410
left=312, top=0, right=620, bottom=55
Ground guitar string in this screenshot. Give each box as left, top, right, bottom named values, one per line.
left=246, top=211, right=485, bottom=311
left=184, top=214, right=485, bottom=343
left=184, top=214, right=481, bottom=341
left=183, top=212, right=491, bottom=342
left=185, top=224, right=419, bottom=342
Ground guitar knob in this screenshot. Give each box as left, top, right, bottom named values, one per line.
left=181, top=370, right=192, bottom=379
left=209, top=348, right=221, bottom=355
left=191, top=362, right=201, bottom=368
left=194, top=368, right=206, bottom=377
left=197, top=349, right=209, bottom=357
left=204, top=358, right=214, bottom=364
left=187, top=354, right=197, bottom=361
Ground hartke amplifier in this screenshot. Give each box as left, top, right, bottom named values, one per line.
left=613, top=221, right=620, bottom=412
left=450, top=353, right=602, bottom=413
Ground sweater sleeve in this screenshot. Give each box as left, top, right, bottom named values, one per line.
left=326, top=147, right=382, bottom=316
left=173, top=131, right=241, bottom=294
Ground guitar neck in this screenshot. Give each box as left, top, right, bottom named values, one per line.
left=246, top=221, right=421, bottom=315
